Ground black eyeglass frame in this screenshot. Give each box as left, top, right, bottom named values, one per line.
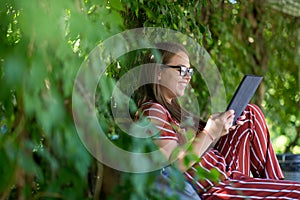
left=161, top=65, right=194, bottom=77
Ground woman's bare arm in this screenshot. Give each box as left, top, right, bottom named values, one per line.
left=152, top=110, right=235, bottom=172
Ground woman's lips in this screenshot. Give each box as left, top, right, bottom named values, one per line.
left=178, top=82, right=188, bottom=87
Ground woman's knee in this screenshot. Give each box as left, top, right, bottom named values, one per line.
left=245, top=104, right=266, bottom=121
left=244, top=103, right=269, bottom=134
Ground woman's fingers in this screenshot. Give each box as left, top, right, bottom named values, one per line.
left=229, top=125, right=236, bottom=131
left=210, top=110, right=234, bottom=121
left=224, top=109, right=235, bottom=118
left=235, top=111, right=247, bottom=125
left=229, top=111, right=247, bottom=131
left=224, top=110, right=235, bottom=126
left=210, top=112, right=221, bottom=120
left=205, top=110, right=236, bottom=138
left=237, top=111, right=246, bottom=121
left=218, top=110, right=235, bottom=135
left=236, top=119, right=246, bottom=126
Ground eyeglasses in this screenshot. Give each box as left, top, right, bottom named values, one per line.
left=161, top=65, right=194, bottom=77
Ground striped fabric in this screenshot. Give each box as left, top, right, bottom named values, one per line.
left=141, top=102, right=300, bottom=199
left=141, top=101, right=181, bottom=142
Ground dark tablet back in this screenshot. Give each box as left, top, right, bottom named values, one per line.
left=226, top=75, right=263, bottom=125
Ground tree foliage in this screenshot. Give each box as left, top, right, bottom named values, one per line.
left=0, top=0, right=299, bottom=199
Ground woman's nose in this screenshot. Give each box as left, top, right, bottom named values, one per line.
left=184, top=73, right=191, bottom=81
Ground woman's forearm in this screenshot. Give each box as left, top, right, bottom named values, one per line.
left=172, top=131, right=216, bottom=172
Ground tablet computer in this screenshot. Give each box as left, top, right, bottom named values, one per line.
left=226, top=75, right=263, bottom=125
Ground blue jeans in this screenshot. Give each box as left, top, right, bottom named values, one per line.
left=154, top=166, right=201, bottom=200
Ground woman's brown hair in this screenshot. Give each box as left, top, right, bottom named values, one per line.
left=137, top=42, right=189, bottom=123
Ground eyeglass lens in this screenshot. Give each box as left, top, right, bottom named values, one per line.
left=161, top=65, right=194, bottom=77
left=180, top=66, right=194, bottom=77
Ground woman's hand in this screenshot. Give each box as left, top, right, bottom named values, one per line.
left=229, top=111, right=247, bottom=131
left=204, top=110, right=235, bottom=140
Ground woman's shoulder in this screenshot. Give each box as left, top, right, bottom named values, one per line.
left=140, top=101, right=172, bottom=119
left=141, top=101, right=167, bottom=112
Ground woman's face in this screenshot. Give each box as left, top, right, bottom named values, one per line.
left=158, top=51, right=191, bottom=103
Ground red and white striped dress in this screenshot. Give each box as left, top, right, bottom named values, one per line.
left=141, top=101, right=300, bottom=199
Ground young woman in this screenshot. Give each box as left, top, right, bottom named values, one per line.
left=136, top=42, right=300, bottom=199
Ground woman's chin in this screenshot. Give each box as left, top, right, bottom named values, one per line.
left=176, top=91, right=185, bottom=97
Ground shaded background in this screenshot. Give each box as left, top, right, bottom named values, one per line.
left=0, top=0, right=299, bottom=199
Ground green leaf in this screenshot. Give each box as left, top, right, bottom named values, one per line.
left=110, top=0, right=125, bottom=11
